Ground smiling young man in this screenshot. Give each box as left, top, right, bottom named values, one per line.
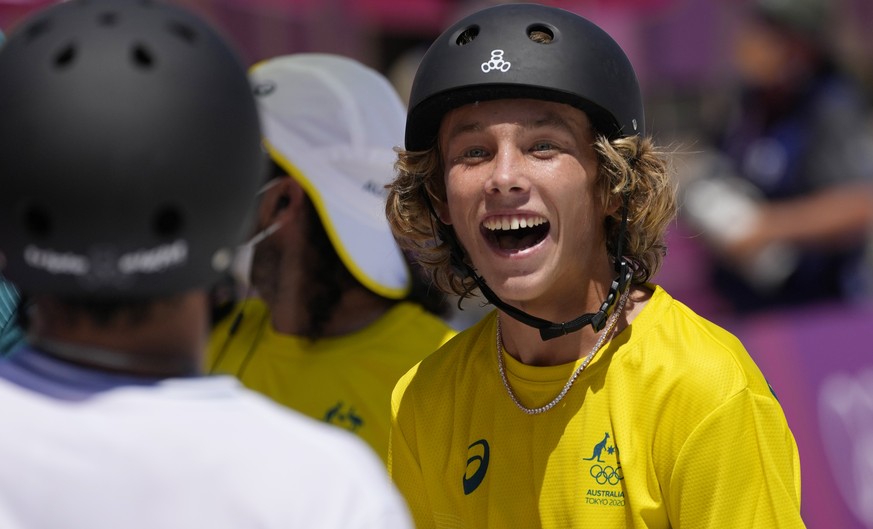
left=385, top=4, right=805, bottom=528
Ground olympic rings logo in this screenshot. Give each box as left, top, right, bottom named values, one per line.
left=589, top=464, right=623, bottom=485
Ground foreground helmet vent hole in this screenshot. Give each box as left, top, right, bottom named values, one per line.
left=456, top=26, right=479, bottom=46
left=54, top=43, right=76, bottom=69
left=24, top=19, right=51, bottom=42
left=153, top=206, right=184, bottom=238
left=98, top=12, right=119, bottom=26
left=22, top=205, right=52, bottom=239
left=168, top=22, right=197, bottom=44
left=131, top=44, right=155, bottom=69
left=528, top=25, right=554, bottom=44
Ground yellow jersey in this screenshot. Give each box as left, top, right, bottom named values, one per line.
left=389, top=285, right=804, bottom=528
left=209, top=298, right=456, bottom=461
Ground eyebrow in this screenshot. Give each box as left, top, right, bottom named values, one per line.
left=527, top=113, right=578, bottom=133
left=445, top=111, right=581, bottom=140
left=445, top=121, right=482, bottom=139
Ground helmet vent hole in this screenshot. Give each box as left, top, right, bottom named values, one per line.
left=527, top=25, right=554, bottom=44
left=25, top=18, right=51, bottom=42
left=131, top=44, right=155, bottom=69
left=456, top=26, right=479, bottom=46
left=168, top=22, right=198, bottom=44
left=22, top=205, right=52, bottom=239
left=152, top=205, right=184, bottom=238
left=53, top=44, right=77, bottom=69
left=98, top=12, right=119, bottom=26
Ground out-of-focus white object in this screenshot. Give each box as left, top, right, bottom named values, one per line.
left=678, top=150, right=799, bottom=291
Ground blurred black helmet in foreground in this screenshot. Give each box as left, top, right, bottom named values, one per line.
left=0, top=0, right=265, bottom=298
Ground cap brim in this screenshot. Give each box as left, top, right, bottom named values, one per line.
left=264, top=132, right=410, bottom=299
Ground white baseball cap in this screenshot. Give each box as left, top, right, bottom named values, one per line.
left=250, top=53, right=411, bottom=299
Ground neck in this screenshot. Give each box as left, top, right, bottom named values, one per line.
left=473, top=246, right=625, bottom=341
left=498, top=284, right=649, bottom=366
left=31, top=337, right=201, bottom=377
left=30, top=292, right=209, bottom=377
left=267, top=281, right=396, bottom=338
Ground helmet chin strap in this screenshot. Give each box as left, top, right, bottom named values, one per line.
left=467, top=258, right=630, bottom=341
left=443, top=194, right=632, bottom=341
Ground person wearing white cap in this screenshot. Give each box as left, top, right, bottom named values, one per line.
left=207, top=53, right=457, bottom=462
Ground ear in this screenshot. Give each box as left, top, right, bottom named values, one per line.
left=258, top=177, right=302, bottom=224
left=604, top=191, right=623, bottom=217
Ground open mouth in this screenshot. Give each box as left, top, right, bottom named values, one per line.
left=482, top=215, right=550, bottom=252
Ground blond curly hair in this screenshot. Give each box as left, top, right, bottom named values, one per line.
left=386, top=132, right=677, bottom=299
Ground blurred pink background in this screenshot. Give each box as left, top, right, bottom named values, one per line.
left=3, top=1, right=873, bottom=527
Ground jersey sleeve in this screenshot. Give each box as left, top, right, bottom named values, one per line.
left=667, top=387, right=805, bottom=528
left=388, top=367, right=438, bottom=529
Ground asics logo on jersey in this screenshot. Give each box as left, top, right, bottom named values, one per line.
left=481, top=50, right=511, bottom=73
left=463, top=439, right=490, bottom=495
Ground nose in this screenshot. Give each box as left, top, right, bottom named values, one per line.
left=486, top=148, right=530, bottom=196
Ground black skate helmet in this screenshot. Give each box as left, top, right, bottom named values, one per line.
left=405, top=2, right=644, bottom=151
left=407, top=3, right=641, bottom=340
left=0, top=0, right=265, bottom=297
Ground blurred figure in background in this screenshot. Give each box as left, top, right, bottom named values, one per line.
left=207, top=54, right=456, bottom=462
left=679, top=0, right=873, bottom=314
left=0, top=2, right=412, bottom=527
left=0, top=275, right=23, bottom=356
left=0, top=30, right=22, bottom=358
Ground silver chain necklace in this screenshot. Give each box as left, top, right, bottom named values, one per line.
left=496, top=286, right=630, bottom=415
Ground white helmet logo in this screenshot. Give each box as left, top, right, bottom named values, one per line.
left=481, top=50, right=511, bottom=73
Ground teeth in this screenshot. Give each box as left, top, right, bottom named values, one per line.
left=484, top=215, right=547, bottom=231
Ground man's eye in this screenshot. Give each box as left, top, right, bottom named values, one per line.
left=532, top=142, right=555, bottom=152
left=463, top=147, right=488, bottom=158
